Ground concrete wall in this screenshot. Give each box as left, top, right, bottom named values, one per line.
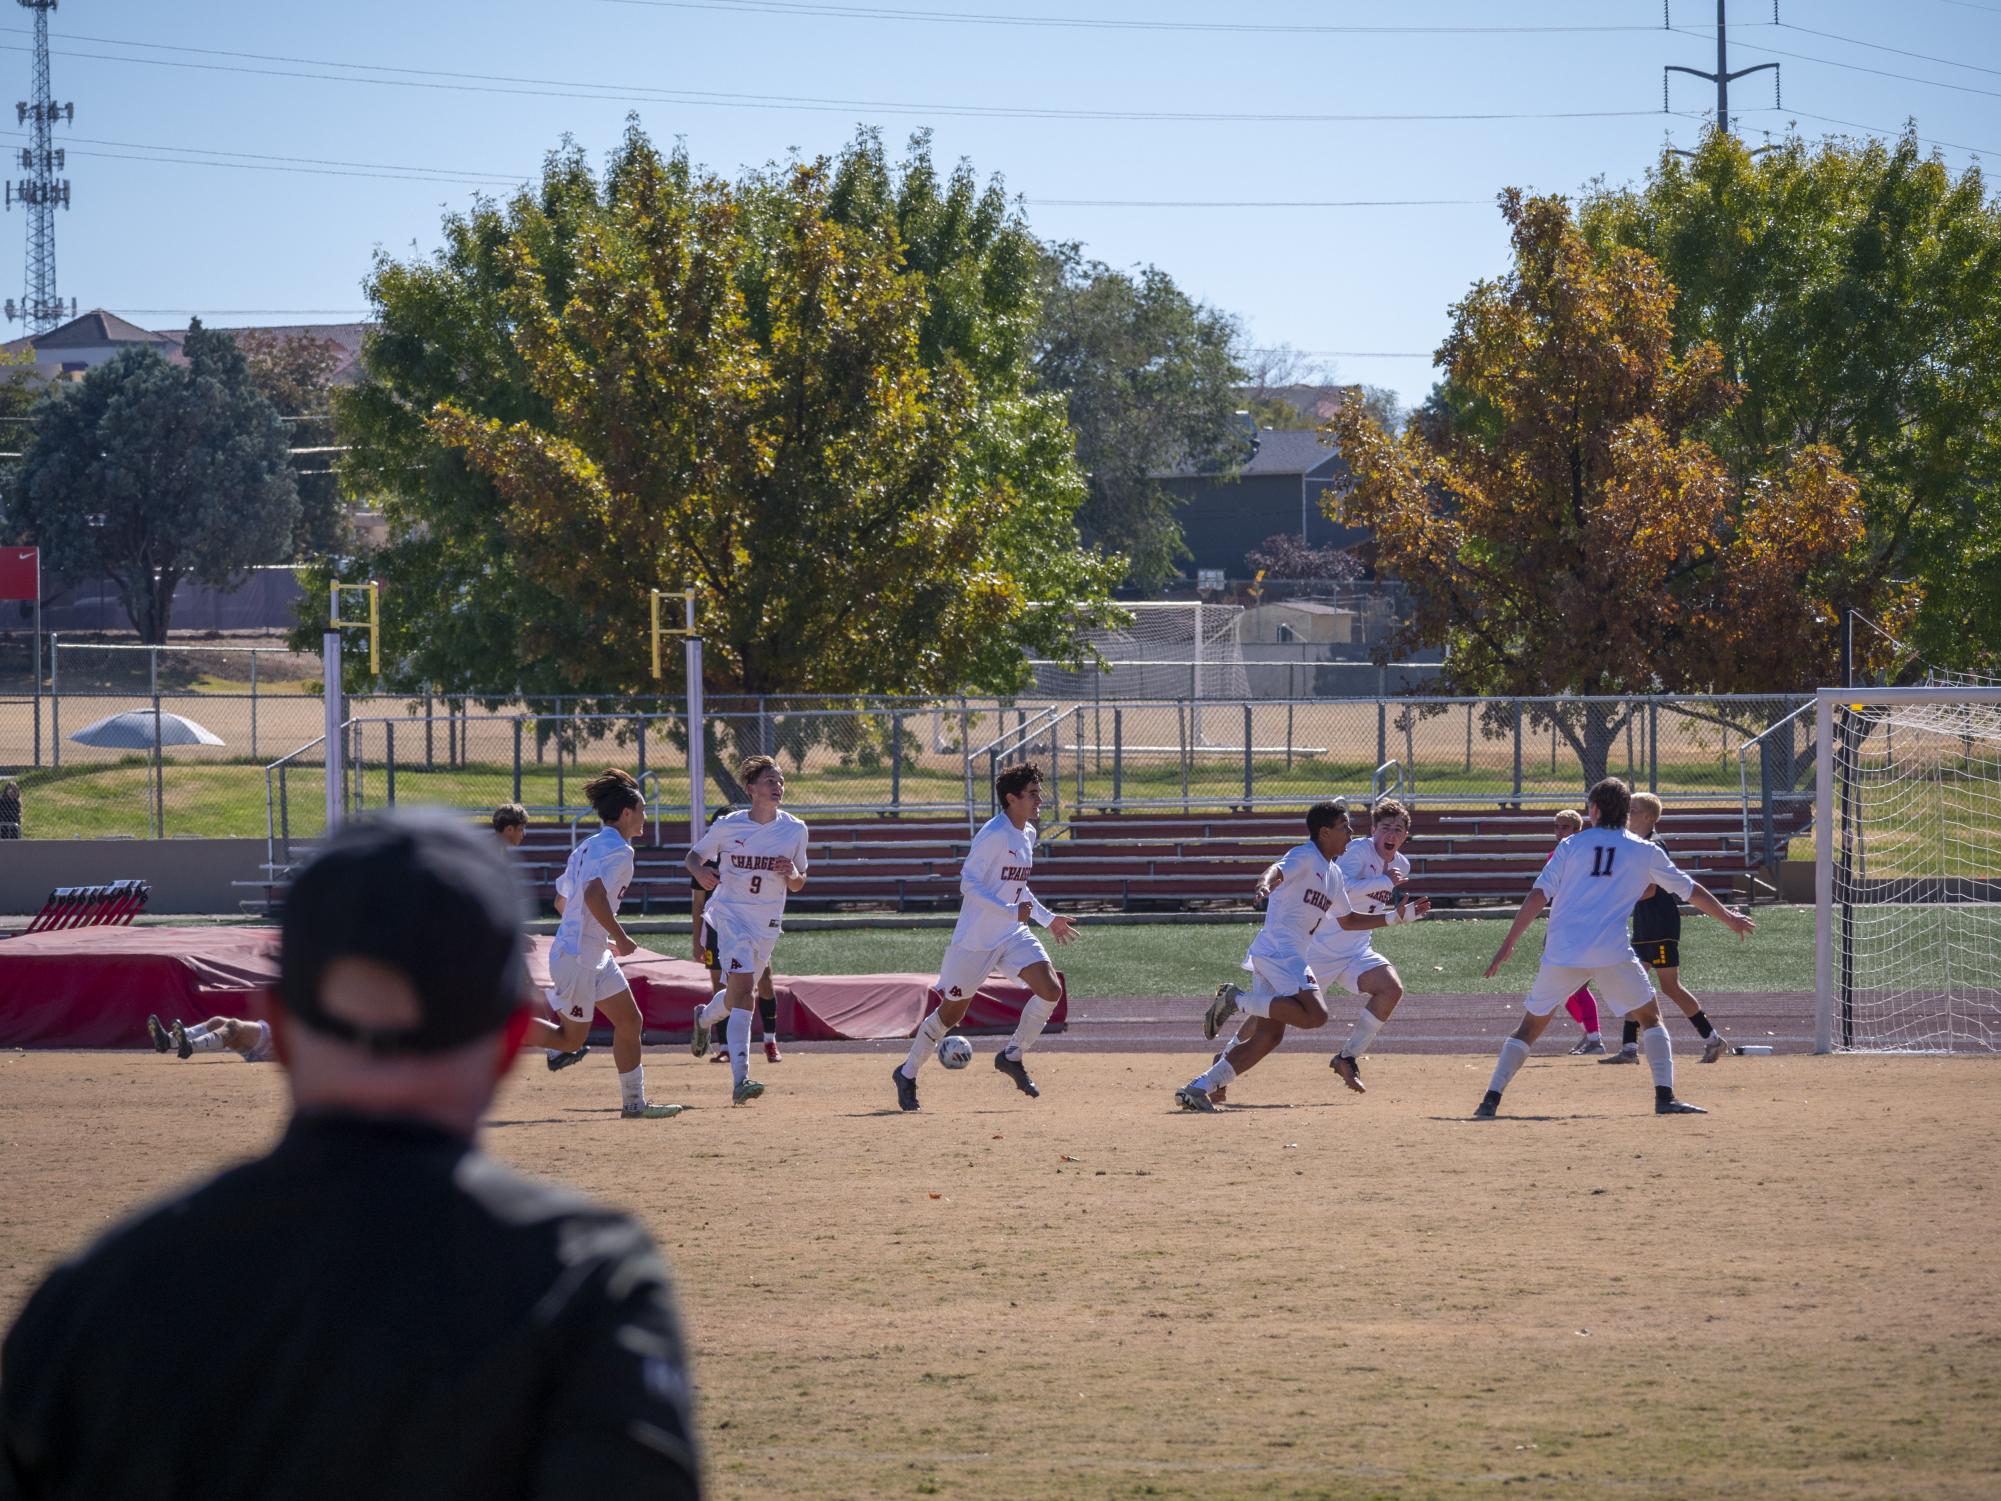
left=0, top=838, right=269, bottom=917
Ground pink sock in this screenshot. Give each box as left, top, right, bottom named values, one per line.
left=1565, top=987, right=1600, bottom=1034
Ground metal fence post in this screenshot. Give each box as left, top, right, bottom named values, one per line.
left=1075, top=705, right=1084, bottom=807
left=1648, top=700, right=1659, bottom=794
left=1376, top=697, right=1387, bottom=771
left=249, top=650, right=259, bottom=761
left=385, top=722, right=396, bottom=807
left=1113, top=707, right=1123, bottom=807
left=891, top=711, right=903, bottom=813
left=279, top=762, right=290, bottom=852
left=1180, top=700, right=1190, bottom=811
left=49, top=635, right=59, bottom=768
left=425, top=688, right=435, bottom=769
left=1511, top=699, right=1523, bottom=804
left=151, top=649, right=163, bottom=840
left=512, top=717, right=523, bottom=804
left=1242, top=701, right=1253, bottom=805
left=556, top=715, right=565, bottom=815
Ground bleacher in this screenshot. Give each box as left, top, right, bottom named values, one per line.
left=239, top=802, right=1805, bottom=917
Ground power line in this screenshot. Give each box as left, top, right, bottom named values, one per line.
left=1026, top=197, right=1489, bottom=209
left=590, top=0, right=1675, bottom=36
left=1769, top=107, right=2001, bottom=159
left=1780, top=22, right=2001, bottom=78
left=0, top=33, right=1687, bottom=127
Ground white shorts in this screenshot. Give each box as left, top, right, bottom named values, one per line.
left=549, top=949, right=629, bottom=1022
left=1243, top=947, right=1317, bottom=1001
left=240, top=1019, right=275, bottom=1064
left=1525, top=958, right=1655, bottom=1018
left=1313, top=947, right=1393, bottom=998
left=712, top=911, right=780, bottom=984
left=936, top=926, right=1050, bottom=1003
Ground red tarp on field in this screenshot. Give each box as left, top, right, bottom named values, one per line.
left=0, top=926, right=1063, bottom=1049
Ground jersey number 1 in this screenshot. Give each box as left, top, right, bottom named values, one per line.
left=1588, top=847, right=1617, bottom=878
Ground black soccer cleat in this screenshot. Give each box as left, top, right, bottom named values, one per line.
left=171, top=1020, right=193, bottom=1060
left=892, top=1063, right=920, bottom=1112
left=1472, top=1090, right=1501, bottom=1120
left=1330, top=1053, right=1366, bottom=1094
left=993, top=1047, right=1040, bottom=1098
left=545, top=1045, right=590, bottom=1072
left=1656, top=1097, right=1708, bottom=1116
left=146, top=1014, right=173, bottom=1054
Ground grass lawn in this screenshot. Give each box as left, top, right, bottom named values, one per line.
left=641, top=904, right=1816, bottom=997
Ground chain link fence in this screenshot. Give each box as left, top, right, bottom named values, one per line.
left=0, top=680, right=1815, bottom=846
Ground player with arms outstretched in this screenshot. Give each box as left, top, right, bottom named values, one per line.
left=545, top=769, right=682, bottom=1119
left=1475, top=777, right=1754, bottom=1119
left=685, top=757, right=809, bottom=1104
left=1179, top=798, right=1428, bottom=1112
left=892, top=761, right=1079, bottom=1111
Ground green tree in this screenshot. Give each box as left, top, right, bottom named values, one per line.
left=15, top=323, right=297, bottom=642
left=1328, top=191, right=1863, bottom=784
left=1034, top=245, right=1245, bottom=589
left=325, top=126, right=1117, bottom=718
left=237, top=329, right=346, bottom=557
left=1580, top=128, right=2000, bottom=671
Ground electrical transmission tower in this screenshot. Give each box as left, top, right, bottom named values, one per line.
left=5, top=0, right=75, bottom=333
left=1664, top=0, right=1780, bottom=152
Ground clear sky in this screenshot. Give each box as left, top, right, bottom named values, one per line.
left=5, top=0, right=1997, bottom=411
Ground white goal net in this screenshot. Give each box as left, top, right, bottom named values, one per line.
left=1817, top=686, right=2001, bottom=1052
left=1029, top=602, right=1249, bottom=701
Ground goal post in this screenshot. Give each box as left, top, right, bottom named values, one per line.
left=1814, top=685, right=2001, bottom=1054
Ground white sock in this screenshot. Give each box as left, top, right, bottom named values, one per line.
left=903, top=1012, right=947, bottom=1080
left=1191, top=1057, right=1236, bottom=1094
left=1342, top=1010, right=1386, bottom=1059
left=190, top=1030, right=229, bottom=1054
left=619, top=1065, right=645, bottom=1109
left=1641, top=1024, right=1674, bottom=1090
left=1584, top=1030, right=1602, bottom=1043
left=1004, top=997, right=1058, bottom=1059
left=184, top=1020, right=216, bottom=1039
left=727, top=1007, right=751, bottom=1085
left=1238, top=987, right=1274, bottom=1019
left=1487, top=1037, right=1531, bottom=1096
left=544, top=1047, right=563, bottom=1060
left=702, top=990, right=730, bottom=1026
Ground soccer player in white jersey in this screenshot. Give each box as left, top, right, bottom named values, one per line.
left=685, top=756, right=810, bottom=1104
left=147, top=1013, right=276, bottom=1063
left=892, top=768, right=1080, bottom=1112
left=1177, top=798, right=1428, bottom=1112
left=892, top=760, right=1078, bottom=1112
left=1474, top=777, right=1755, bottom=1119
left=545, top=768, right=682, bottom=1119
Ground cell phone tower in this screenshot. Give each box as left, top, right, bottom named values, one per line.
left=5, top=0, right=76, bottom=333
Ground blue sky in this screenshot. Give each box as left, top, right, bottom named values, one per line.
left=6, top=0, right=1997, bottom=410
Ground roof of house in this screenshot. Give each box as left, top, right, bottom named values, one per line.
left=1154, top=428, right=1344, bottom=481
left=15, top=308, right=182, bottom=353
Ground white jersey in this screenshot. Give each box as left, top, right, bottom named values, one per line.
left=950, top=813, right=1052, bottom=952
left=688, top=808, right=811, bottom=932
left=1534, top=826, right=1694, bottom=966
left=549, top=826, right=636, bottom=966
left=1248, top=842, right=1345, bottom=964
left=1313, top=839, right=1410, bottom=964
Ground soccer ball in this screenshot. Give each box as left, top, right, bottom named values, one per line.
left=937, top=1034, right=974, bottom=1070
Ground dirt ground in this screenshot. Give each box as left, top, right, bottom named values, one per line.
left=3, top=1047, right=1997, bottom=1501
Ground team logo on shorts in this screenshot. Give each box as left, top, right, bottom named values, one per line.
left=947, top=986, right=964, bottom=998
left=568, top=1005, right=585, bottom=1019
left=729, top=958, right=744, bottom=970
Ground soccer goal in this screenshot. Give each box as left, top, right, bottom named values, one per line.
left=1815, top=685, right=2001, bottom=1053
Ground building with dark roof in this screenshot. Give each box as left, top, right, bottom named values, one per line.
left=2, top=309, right=368, bottom=385
left=1152, top=428, right=1363, bottom=580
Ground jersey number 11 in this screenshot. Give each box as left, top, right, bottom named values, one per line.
left=1588, top=846, right=1617, bottom=878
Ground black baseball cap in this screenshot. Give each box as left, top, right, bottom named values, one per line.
left=279, top=808, right=530, bottom=1055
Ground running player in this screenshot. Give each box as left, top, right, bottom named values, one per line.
left=1600, top=792, right=1731, bottom=1065
left=1551, top=809, right=1606, bottom=1054
left=491, top=802, right=591, bottom=1071
left=891, top=761, right=1078, bottom=1112
left=1474, top=777, right=1754, bottom=1118
left=545, top=768, right=682, bottom=1119
left=684, top=757, right=809, bottom=1104
left=692, top=817, right=783, bottom=1066
left=147, top=1014, right=275, bottom=1062
left=1178, top=798, right=1428, bottom=1112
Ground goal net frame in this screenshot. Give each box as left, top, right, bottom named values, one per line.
left=1814, top=685, right=2001, bottom=1054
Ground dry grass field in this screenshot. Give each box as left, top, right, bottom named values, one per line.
left=3, top=1046, right=1997, bottom=1500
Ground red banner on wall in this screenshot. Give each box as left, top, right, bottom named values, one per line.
left=0, top=547, right=37, bottom=602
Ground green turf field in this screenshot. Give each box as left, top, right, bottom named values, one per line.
left=641, top=905, right=1815, bottom=996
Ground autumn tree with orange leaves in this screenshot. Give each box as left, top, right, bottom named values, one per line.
left=1327, top=190, right=1868, bottom=785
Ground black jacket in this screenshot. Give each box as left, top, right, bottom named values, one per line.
left=0, top=1112, right=700, bottom=1501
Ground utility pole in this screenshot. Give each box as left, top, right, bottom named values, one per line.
left=1664, top=1, right=1779, bottom=149
left=5, top=0, right=75, bottom=334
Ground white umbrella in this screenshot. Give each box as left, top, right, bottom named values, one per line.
left=69, top=709, right=226, bottom=749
